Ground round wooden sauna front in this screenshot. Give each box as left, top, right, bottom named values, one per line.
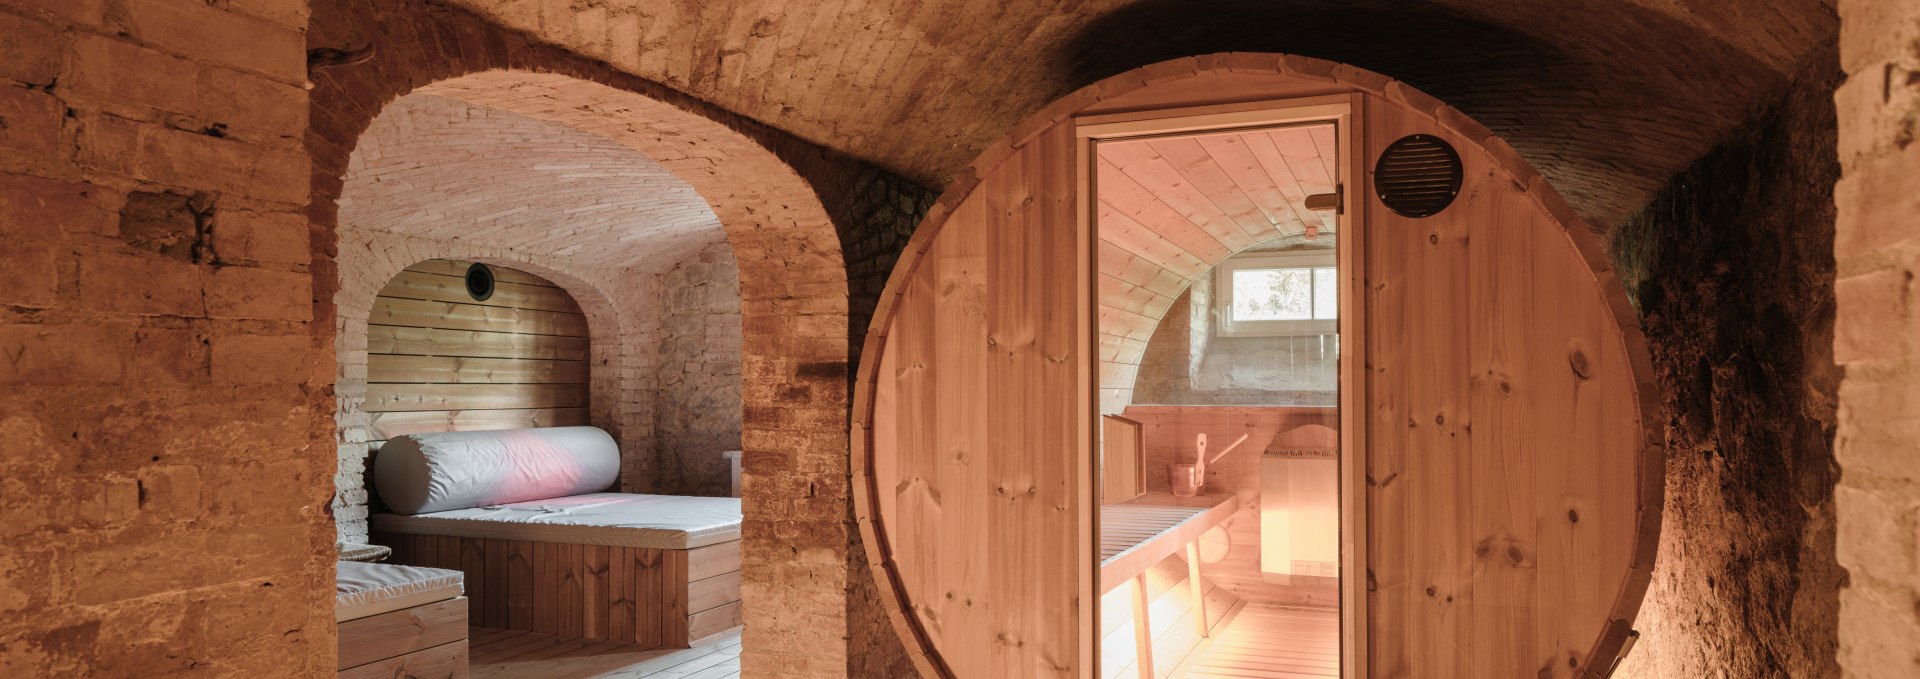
left=852, top=54, right=1662, bottom=679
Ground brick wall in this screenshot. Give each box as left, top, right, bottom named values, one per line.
left=0, top=0, right=332, bottom=675
left=656, top=241, right=745, bottom=498
left=1610, top=50, right=1844, bottom=678
left=1834, top=1, right=1920, bottom=675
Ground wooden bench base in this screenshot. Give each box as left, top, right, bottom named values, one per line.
left=338, top=596, right=469, bottom=679
left=375, top=532, right=743, bottom=649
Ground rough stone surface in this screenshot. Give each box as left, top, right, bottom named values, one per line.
left=1833, top=1, right=1920, bottom=676
left=448, top=0, right=1837, bottom=233
left=1610, top=51, right=1844, bottom=679
left=657, top=241, right=745, bottom=498
left=0, top=0, right=332, bottom=676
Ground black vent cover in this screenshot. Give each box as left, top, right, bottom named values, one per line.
left=1374, top=134, right=1463, bottom=218
left=465, top=263, right=495, bottom=302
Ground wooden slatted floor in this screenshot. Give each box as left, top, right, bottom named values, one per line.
left=1176, top=605, right=1338, bottom=679
left=469, top=626, right=742, bottom=679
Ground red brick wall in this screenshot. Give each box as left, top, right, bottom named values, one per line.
left=1834, top=0, right=1920, bottom=674
left=0, top=0, right=333, bottom=675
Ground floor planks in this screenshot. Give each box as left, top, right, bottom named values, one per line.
left=1176, top=604, right=1338, bottom=679
left=469, top=626, right=741, bottom=679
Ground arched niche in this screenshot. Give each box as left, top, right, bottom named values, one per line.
left=852, top=53, right=1663, bottom=678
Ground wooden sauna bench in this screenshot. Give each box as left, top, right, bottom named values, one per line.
left=1100, top=493, right=1239, bottom=594
left=370, top=493, right=742, bottom=650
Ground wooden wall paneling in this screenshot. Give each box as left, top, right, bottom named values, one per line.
left=379, top=269, right=581, bottom=312
left=370, top=297, right=589, bottom=336
left=366, top=326, right=589, bottom=360
left=365, top=261, right=590, bottom=441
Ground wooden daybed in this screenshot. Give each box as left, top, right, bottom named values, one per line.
left=336, top=560, right=469, bottom=678
left=366, top=427, right=743, bottom=651
left=370, top=493, right=742, bottom=649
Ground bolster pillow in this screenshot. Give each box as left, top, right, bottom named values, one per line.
left=374, top=426, right=620, bottom=515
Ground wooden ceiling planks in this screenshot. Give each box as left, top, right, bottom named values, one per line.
left=1091, top=121, right=1342, bottom=411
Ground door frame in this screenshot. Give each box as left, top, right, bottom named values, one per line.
left=1074, top=92, right=1369, bottom=678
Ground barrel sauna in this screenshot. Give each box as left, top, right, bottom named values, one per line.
left=853, top=53, right=1662, bottom=679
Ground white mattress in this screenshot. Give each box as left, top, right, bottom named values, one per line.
left=369, top=493, right=743, bottom=550
left=336, top=561, right=464, bottom=623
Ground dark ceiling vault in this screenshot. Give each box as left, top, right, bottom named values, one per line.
left=442, top=0, right=1837, bottom=231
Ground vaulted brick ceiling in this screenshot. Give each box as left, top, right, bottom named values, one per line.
left=338, top=93, right=724, bottom=274
left=448, top=0, right=1834, bottom=231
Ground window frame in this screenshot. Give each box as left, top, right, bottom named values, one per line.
left=1213, top=250, right=1339, bottom=337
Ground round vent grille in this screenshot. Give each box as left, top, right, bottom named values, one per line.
left=465, top=263, right=495, bottom=302
left=1375, top=134, right=1463, bottom=218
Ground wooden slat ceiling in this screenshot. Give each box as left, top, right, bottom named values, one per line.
left=1095, top=124, right=1337, bottom=410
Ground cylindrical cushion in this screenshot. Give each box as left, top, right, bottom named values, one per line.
left=375, top=426, right=620, bottom=515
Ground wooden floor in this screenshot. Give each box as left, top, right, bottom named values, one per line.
left=469, top=626, right=742, bottom=679
left=1176, top=605, right=1338, bottom=679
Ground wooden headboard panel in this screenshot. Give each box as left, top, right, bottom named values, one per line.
left=365, top=260, right=591, bottom=439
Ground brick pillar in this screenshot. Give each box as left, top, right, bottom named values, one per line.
left=1834, top=0, right=1920, bottom=675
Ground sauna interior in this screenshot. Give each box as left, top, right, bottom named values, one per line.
left=4, top=1, right=1913, bottom=678
left=1094, top=121, right=1345, bottom=678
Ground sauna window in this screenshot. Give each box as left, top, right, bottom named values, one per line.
left=1216, top=252, right=1338, bottom=336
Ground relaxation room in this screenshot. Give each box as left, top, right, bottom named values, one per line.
left=330, top=82, right=754, bottom=678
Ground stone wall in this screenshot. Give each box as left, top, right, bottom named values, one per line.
left=0, top=0, right=332, bottom=675
left=1833, top=0, right=1920, bottom=675
left=1132, top=271, right=1336, bottom=407
left=1610, top=51, right=1843, bottom=678
left=657, top=241, right=745, bottom=497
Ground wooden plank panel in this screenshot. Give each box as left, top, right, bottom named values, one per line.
left=686, top=600, right=742, bottom=644
left=369, top=407, right=591, bottom=439
left=507, top=540, right=534, bottom=630
left=558, top=543, right=583, bottom=641
left=338, top=598, right=469, bottom=670
left=609, top=547, right=635, bottom=642
left=685, top=541, right=741, bottom=582
left=406, top=259, right=560, bottom=288
left=687, top=570, right=743, bottom=615
left=1103, top=142, right=1266, bottom=245
left=533, top=541, right=557, bottom=635
left=380, top=269, right=582, bottom=313
left=366, top=326, right=589, bottom=360
left=633, top=548, right=665, bottom=648
left=584, top=545, right=609, bottom=640
left=661, top=549, right=691, bottom=648
left=338, top=638, right=469, bottom=679
left=371, top=297, right=589, bottom=337
left=483, top=537, right=507, bottom=628
left=1144, top=137, right=1278, bottom=242
left=367, top=355, right=587, bottom=385
left=363, top=383, right=587, bottom=413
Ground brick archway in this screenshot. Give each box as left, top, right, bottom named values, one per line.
left=309, top=7, right=868, bottom=675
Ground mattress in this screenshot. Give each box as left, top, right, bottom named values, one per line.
left=336, top=561, right=464, bottom=623
left=369, top=492, right=743, bottom=550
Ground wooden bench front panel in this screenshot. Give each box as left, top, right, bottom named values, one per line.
left=376, top=532, right=743, bottom=649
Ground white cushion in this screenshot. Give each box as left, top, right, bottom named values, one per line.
left=369, top=492, right=742, bottom=550
left=335, top=561, right=463, bottom=623
left=374, top=426, right=620, bottom=515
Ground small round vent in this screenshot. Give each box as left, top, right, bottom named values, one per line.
left=464, top=263, right=495, bottom=302
left=1374, top=134, right=1463, bottom=218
